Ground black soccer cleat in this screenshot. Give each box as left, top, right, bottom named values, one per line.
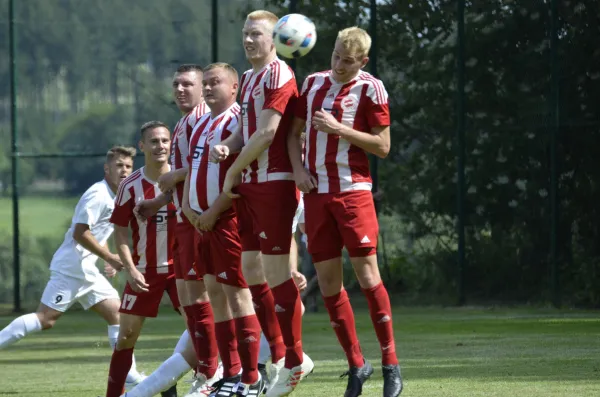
left=257, top=364, right=269, bottom=394
left=232, top=373, right=266, bottom=396
left=382, top=364, right=403, bottom=396
left=340, top=359, right=374, bottom=397
left=209, top=374, right=242, bottom=397
left=161, top=384, right=178, bottom=397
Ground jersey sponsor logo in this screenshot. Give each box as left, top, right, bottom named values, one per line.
left=151, top=209, right=177, bottom=231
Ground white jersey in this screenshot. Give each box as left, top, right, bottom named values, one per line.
left=49, top=180, right=116, bottom=281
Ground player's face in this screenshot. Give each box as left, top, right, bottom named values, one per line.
left=202, top=68, right=237, bottom=110
left=242, top=19, right=274, bottom=63
left=105, top=155, right=134, bottom=188
left=173, top=71, right=203, bottom=113
left=331, top=40, right=369, bottom=83
left=140, top=127, right=171, bottom=164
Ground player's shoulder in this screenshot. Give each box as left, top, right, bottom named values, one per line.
left=119, top=169, right=143, bottom=191
left=356, top=71, right=388, bottom=104
left=265, top=58, right=295, bottom=88
left=306, top=70, right=331, bottom=80
left=300, top=70, right=331, bottom=93
left=80, top=180, right=109, bottom=200
left=193, top=112, right=212, bottom=133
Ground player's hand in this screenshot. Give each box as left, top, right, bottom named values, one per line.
left=182, top=204, right=199, bottom=226
left=223, top=171, right=242, bottom=199
left=210, top=145, right=230, bottom=163
left=105, top=253, right=123, bottom=273
left=104, top=262, right=118, bottom=278
left=134, top=198, right=163, bottom=223
left=158, top=172, right=178, bottom=193
left=294, top=168, right=318, bottom=194
left=195, top=209, right=218, bottom=232
left=291, top=270, right=307, bottom=291
left=312, top=109, right=341, bottom=135
left=127, top=268, right=149, bottom=293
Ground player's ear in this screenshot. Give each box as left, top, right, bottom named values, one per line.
left=138, top=139, right=144, bottom=152
left=103, top=163, right=109, bottom=174
left=360, top=56, right=369, bottom=69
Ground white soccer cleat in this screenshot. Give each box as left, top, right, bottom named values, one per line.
left=184, top=364, right=223, bottom=397
left=265, top=353, right=314, bottom=397
left=267, top=357, right=285, bottom=394
left=125, top=372, right=147, bottom=391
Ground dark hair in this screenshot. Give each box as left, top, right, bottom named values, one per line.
left=140, top=120, right=169, bottom=138
left=176, top=64, right=204, bottom=74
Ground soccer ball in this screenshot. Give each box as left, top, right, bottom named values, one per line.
left=273, top=14, right=317, bottom=59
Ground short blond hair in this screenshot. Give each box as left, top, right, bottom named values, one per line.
left=203, top=62, right=239, bottom=83
left=106, top=145, right=136, bottom=163
left=246, top=10, right=279, bottom=29
left=337, top=27, right=372, bottom=58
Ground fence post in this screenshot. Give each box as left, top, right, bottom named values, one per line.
left=369, top=0, right=380, bottom=215
left=9, top=0, right=22, bottom=313
left=549, top=0, right=560, bottom=307
left=456, top=0, right=467, bottom=305
left=212, top=0, right=218, bottom=63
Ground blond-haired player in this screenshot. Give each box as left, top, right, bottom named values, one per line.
left=210, top=10, right=313, bottom=396
left=288, top=27, right=402, bottom=397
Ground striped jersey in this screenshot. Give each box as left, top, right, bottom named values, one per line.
left=188, top=103, right=240, bottom=212
left=239, top=58, right=297, bottom=184
left=295, top=70, right=390, bottom=193
left=171, top=102, right=209, bottom=222
left=110, top=167, right=177, bottom=276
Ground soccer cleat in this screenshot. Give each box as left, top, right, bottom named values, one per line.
left=340, top=359, right=374, bottom=397
left=265, top=353, right=314, bottom=397
left=382, top=364, right=403, bottom=397
left=184, top=368, right=223, bottom=397
left=258, top=364, right=269, bottom=394
left=231, top=373, right=265, bottom=396
left=207, top=374, right=242, bottom=396
left=266, top=357, right=284, bottom=394
left=125, top=372, right=147, bottom=390
left=161, top=384, right=178, bottom=397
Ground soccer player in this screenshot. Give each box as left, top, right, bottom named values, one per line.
left=288, top=27, right=403, bottom=397
left=0, top=146, right=144, bottom=387
left=209, top=10, right=313, bottom=396
left=105, top=121, right=183, bottom=397
left=134, top=64, right=219, bottom=394
left=180, top=61, right=267, bottom=396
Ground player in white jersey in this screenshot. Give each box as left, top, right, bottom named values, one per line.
left=0, top=146, right=144, bottom=387
left=288, top=27, right=402, bottom=397
left=210, top=10, right=313, bottom=396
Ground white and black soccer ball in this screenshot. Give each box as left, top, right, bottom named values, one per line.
left=273, top=14, right=317, bottom=59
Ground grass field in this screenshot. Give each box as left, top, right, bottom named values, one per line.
left=1, top=306, right=600, bottom=396
left=0, top=197, right=78, bottom=238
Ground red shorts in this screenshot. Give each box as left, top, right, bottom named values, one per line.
left=304, top=190, right=378, bottom=263
left=173, top=221, right=202, bottom=281
left=234, top=180, right=298, bottom=255
left=119, top=272, right=180, bottom=318
left=194, top=209, right=247, bottom=288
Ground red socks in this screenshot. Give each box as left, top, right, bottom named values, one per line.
left=185, top=302, right=219, bottom=377
left=235, top=314, right=261, bottom=384
left=249, top=283, right=285, bottom=363
left=105, top=347, right=133, bottom=397
left=362, top=282, right=398, bottom=366
left=323, top=290, right=363, bottom=368
left=271, top=279, right=304, bottom=368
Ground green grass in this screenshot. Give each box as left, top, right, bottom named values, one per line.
left=0, top=197, right=78, bottom=238
left=1, top=306, right=600, bottom=396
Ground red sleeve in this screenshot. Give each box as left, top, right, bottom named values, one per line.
left=264, top=79, right=298, bottom=115
left=366, top=100, right=390, bottom=129
left=110, top=186, right=133, bottom=227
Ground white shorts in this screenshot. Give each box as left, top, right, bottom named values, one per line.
left=292, top=195, right=305, bottom=234
left=41, top=271, right=119, bottom=312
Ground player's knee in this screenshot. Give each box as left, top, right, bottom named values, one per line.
left=116, top=327, right=139, bottom=348
left=36, top=311, right=59, bottom=330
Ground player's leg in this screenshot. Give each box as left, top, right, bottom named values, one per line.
left=236, top=195, right=286, bottom=367
left=0, top=271, right=80, bottom=349
left=340, top=191, right=402, bottom=397
left=106, top=313, right=146, bottom=397
left=305, top=192, right=372, bottom=397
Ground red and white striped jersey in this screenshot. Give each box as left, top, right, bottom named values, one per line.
left=239, top=58, right=298, bottom=184
left=188, top=103, right=241, bottom=213
left=171, top=102, right=209, bottom=222
left=110, top=167, right=177, bottom=276
left=295, top=70, right=390, bottom=193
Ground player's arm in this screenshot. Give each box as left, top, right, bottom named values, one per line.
left=227, top=109, right=281, bottom=175
left=134, top=191, right=173, bottom=222
left=114, top=225, right=149, bottom=292
left=314, top=108, right=390, bottom=159
left=210, top=125, right=245, bottom=162
left=158, top=167, right=188, bottom=193
left=181, top=170, right=199, bottom=226
left=72, top=224, right=122, bottom=270
left=288, top=117, right=317, bottom=193
left=196, top=192, right=233, bottom=232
